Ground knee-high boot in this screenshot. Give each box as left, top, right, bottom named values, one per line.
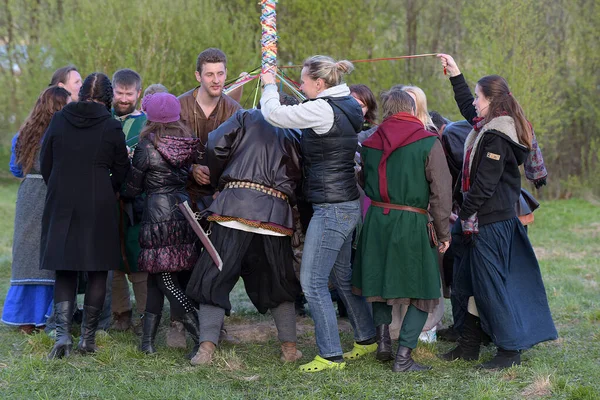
left=181, top=310, right=200, bottom=360
left=78, top=305, right=103, bottom=354
left=140, top=312, right=162, bottom=354
left=48, top=301, right=74, bottom=359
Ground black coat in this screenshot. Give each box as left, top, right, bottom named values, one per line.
left=121, top=134, right=200, bottom=274
left=40, top=101, right=130, bottom=271
left=207, top=109, right=302, bottom=230
left=450, top=75, right=529, bottom=225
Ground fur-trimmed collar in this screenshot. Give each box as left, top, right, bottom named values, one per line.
left=464, top=116, right=526, bottom=171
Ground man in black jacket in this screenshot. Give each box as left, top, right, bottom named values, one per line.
left=186, top=94, right=304, bottom=366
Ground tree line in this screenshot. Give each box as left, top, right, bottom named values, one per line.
left=1, top=0, right=598, bottom=197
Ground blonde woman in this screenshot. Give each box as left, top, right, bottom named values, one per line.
left=392, top=85, right=437, bottom=133
left=260, top=56, right=376, bottom=372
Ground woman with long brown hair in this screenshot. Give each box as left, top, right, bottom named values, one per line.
left=2, top=86, right=71, bottom=332
left=121, top=93, right=201, bottom=358
left=436, top=54, right=557, bottom=369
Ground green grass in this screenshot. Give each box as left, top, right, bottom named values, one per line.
left=0, top=174, right=599, bottom=399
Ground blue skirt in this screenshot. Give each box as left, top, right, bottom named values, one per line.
left=1, top=285, right=53, bottom=327
left=451, top=217, right=558, bottom=350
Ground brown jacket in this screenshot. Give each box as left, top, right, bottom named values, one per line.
left=178, top=87, right=241, bottom=201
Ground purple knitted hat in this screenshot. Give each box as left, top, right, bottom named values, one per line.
left=142, top=92, right=181, bottom=123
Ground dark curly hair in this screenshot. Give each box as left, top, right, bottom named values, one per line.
left=79, top=73, right=113, bottom=110
left=15, top=86, right=71, bottom=175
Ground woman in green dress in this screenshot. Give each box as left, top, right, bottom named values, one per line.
left=353, top=90, right=452, bottom=372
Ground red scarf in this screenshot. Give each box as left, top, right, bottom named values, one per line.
left=362, top=112, right=437, bottom=214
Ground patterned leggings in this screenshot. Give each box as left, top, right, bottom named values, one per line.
left=145, top=272, right=196, bottom=317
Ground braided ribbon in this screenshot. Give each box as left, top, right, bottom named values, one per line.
left=260, top=0, right=277, bottom=74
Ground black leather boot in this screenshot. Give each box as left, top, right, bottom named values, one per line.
left=392, top=345, right=431, bottom=372
left=77, top=305, right=103, bottom=354
left=181, top=311, right=201, bottom=359
left=477, top=348, right=521, bottom=370
left=140, top=312, right=161, bottom=354
left=375, top=324, right=393, bottom=361
left=440, top=313, right=482, bottom=361
left=48, top=301, right=74, bottom=359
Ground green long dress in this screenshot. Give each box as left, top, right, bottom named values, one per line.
left=353, top=136, right=440, bottom=301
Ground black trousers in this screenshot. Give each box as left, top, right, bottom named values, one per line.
left=145, top=271, right=196, bottom=317
left=186, top=224, right=301, bottom=315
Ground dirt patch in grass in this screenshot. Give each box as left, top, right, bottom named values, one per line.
left=521, top=375, right=552, bottom=398
left=571, top=222, right=600, bottom=238
left=223, top=317, right=352, bottom=344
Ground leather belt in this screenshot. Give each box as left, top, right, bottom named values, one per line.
left=370, top=200, right=427, bottom=215
left=224, top=181, right=288, bottom=202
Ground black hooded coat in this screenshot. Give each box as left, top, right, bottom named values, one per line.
left=40, top=101, right=130, bottom=272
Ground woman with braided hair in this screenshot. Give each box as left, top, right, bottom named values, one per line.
left=40, top=73, right=131, bottom=359
left=2, top=86, right=71, bottom=333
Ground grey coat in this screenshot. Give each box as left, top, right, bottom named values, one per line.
left=11, top=155, right=55, bottom=285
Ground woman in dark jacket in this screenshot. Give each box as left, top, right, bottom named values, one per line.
left=41, top=73, right=130, bottom=359
left=436, top=54, right=557, bottom=369
left=121, top=93, right=200, bottom=358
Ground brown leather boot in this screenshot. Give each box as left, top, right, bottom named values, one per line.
left=190, top=341, right=216, bottom=366
left=392, top=345, right=432, bottom=372
left=110, top=310, right=132, bottom=332
left=376, top=324, right=393, bottom=361
left=166, top=321, right=187, bottom=349
left=280, top=342, right=303, bottom=362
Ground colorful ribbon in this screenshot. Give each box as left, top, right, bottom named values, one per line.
left=260, top=0, right=278, bottom=74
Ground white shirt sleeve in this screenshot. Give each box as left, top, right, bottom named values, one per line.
left=260, top=85, right=334, bottom=134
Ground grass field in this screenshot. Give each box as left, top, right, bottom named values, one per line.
left=0, top=172, right=598, bottom=399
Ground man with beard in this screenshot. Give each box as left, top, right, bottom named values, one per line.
left=106, top=68, right=148, bottom=333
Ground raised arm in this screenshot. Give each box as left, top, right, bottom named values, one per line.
left=437, top=54, right=477, bottom=124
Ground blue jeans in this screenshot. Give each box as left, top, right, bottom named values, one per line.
left=300, top=200, right=375, bottom=358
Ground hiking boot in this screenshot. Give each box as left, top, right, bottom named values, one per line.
left=166, top=321, right=187, bottom=349
left=190, top=341, right=216, bottom=366
left=280, top=342, right=303, bottom=362
left=392, top=345, right=431, bottom=372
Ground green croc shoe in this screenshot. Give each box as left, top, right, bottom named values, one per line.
left=299, top=355, right=346, bottom=372
left=343, top=342, right=378, bottom=360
